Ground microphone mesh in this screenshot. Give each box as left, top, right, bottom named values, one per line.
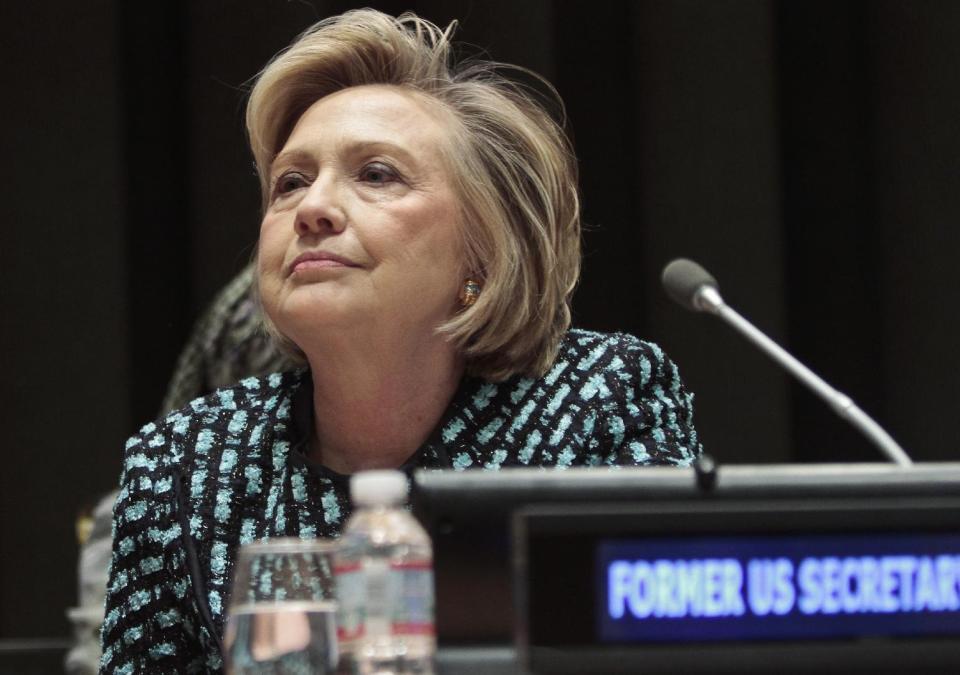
left=661, top=258, right=719, bottom=311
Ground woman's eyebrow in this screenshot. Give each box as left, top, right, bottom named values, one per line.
left=270, top=138, right=418, bottom=169
left=338, top=139, right=422, bottom=169
left=269, top=149, right=314, bottom=177
left=270, top=139, right=428, bottom=179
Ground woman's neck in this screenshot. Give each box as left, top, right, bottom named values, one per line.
left=302, top=330, right=464, bottom=474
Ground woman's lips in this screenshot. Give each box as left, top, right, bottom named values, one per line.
left=288, top=251, right=359, bottom=275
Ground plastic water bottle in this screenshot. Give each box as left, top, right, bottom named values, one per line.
left=335, top=470, right=435, bottom=675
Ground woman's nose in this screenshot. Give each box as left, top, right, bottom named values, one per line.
left=294, top=177, right=346, bottom=236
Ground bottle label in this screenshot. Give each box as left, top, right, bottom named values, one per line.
left=334, top=561, right=365, bottom=644
left=334, top=560, right=434, bottom=641
left=392, top=561, right=434, bottom=636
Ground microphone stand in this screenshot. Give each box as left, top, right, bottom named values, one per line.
left=693, top=285, right=914, bottom=467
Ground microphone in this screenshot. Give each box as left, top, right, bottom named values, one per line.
left=662, top=258, right=913, bottom=467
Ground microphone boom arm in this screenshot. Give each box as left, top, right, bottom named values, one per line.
left=695, top=286, right=913, bottom=467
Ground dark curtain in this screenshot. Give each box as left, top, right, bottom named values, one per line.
left=3, top=0, right=959, bottom=638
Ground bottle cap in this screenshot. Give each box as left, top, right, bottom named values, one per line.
left=350, top=470, right=408, bottom=507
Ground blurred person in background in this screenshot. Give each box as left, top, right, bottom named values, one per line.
left=66, top=264, right=291, bottom=674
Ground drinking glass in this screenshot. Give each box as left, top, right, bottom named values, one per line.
left=225, top=538, right=340, bottom=675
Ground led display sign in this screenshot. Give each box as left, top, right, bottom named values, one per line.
left=598, top=533, right=960, bottom=642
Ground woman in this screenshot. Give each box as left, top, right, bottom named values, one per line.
left=101, top=9, right=700, bottom=673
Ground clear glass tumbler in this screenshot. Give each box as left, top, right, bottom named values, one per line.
left=225, top=538, right=340, bottom=675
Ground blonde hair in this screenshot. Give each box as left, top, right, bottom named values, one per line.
left=246, top=9, right=580, bottom=381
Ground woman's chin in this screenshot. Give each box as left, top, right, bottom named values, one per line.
left=273, top=296, right=369, bottom=337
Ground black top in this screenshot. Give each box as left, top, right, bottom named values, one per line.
left=100, top=329, right=701, bottom=673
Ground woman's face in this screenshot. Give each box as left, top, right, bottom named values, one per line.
left=258, top=85, right=465, bottom=349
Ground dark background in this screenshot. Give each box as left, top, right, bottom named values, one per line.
left=2, top=0, right=958, bottom=643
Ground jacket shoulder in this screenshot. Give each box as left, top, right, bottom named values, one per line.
left=121, top=369, right=306, bottom=470
left=560, top=328, right=669, bottom=385
left=561, top=328, right=700, bottom=465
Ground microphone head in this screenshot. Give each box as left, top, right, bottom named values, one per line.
left=662, top=258, right=720, bottom=312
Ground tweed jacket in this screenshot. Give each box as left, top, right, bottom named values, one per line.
left=100, top=329, right=700, bottom=673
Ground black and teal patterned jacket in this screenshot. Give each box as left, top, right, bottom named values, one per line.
left=100, top=329, right=700, bottom=673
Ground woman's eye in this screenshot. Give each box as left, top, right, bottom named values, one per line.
left=275, top=172, right=309, bottom=195
left=360, top=163, right=398, bottom=185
